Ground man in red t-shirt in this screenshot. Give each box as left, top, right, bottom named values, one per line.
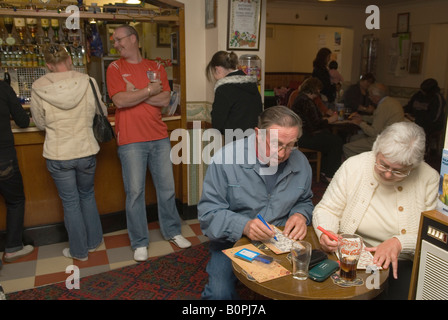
left=106, top=25, right=191, bottom=262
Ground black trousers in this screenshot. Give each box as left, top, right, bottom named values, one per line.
left=298, top=129, right=343, bottom=178
left=375, top=259, right=414, bottom=300
left=0, top=156, right=26, bottom=253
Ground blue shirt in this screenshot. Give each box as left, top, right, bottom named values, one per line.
left=198, top=133, right=314, bottom=243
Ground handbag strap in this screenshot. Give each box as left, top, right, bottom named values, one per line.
left=89, top=78, right=104, bottom=116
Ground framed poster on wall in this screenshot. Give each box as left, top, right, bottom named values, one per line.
left=170, top=31, right=179, bottom=65
left=409, top=42, right=423, bottom=74
left=227, top=0, right=262, bottom=50
left=205, top=0, right=216, bottom=29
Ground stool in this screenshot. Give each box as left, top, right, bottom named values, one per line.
left=299, top=148, right=322, bottom=183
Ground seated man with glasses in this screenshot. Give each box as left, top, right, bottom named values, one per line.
left=198, top=106, right=314, bottom=300
left=312, top=121, right=439, bottom=299
left=343, top=82, right=404, bottom=159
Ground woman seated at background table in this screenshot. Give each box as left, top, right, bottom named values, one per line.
left=291, top=77, right=343, bottom=183
left=342, top=73, right=376, bottom=114
left=312, top=121, right=438, bottom=299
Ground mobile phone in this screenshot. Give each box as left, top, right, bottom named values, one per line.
left=308, top=259, right=339, bottom=282
left=309, top=249, right=327, bottom=269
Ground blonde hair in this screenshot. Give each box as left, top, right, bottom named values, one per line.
left=43, top=44, right=70, bottom=65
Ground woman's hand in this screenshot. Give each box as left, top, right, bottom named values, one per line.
left=319, top=232, right=338, bottom=253
left=365, top=237, right=402, bottom=279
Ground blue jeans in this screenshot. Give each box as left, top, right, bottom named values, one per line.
left=46, top=155, right=103, bottom=259
left=117, top=138, right=181, bottom=249
left=201, top=241, right=240, bottom=300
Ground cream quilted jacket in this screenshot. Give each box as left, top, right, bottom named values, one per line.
left=31, top=71, right=107, bottom=160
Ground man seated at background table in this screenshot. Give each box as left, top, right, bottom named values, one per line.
left=313, top=121, right=438, bottom=299
left=198, top=106, right=314, bottom=300
left=343, top=82, right=404, bottom=159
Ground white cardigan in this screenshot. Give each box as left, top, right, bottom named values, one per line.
left=312, top=151, right=439, bottom=254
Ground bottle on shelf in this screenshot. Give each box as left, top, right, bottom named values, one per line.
left=3, top=68, right=10, bottom=85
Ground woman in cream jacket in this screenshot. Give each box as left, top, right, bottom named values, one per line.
left=313, top=121, right=438, bottom=299
left=31, top=44, right=107, bottom=261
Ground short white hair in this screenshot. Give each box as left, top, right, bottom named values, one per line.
left=372, top=122, right=426, bottom=167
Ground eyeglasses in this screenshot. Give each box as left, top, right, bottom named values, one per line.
left=270, top=141, right=298, bottom=153
left=374, top=162, right=411, bottom=178
left=114, top=34, right=131, bottom=43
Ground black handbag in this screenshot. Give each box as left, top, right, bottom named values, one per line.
left=89, top=78, right=115, bottom=143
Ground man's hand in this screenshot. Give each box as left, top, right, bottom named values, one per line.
left=349, top=113, right=363, bottom=125
left=365, top=237, right=402, bottom=279
left=283, top=213, right=307, bottom=240
left=243, top=219, right=275, bottom=242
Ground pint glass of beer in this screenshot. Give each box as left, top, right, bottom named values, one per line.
left=337, top=234, right=363, bottom=282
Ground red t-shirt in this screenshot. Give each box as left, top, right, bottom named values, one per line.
left=106, top=58, right=171, bottom=146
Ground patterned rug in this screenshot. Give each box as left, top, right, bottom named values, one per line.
left=7, top=242, right=212, bottom=300
left=6, top=181, right=328, bottom=301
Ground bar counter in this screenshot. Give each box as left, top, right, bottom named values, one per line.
left=0, top=116, right=184, bottom=236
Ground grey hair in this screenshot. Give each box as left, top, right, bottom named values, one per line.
left=372, top=121, right=426, bottom=167
left=258, top=105, right=303, bottom=138
left=368, top=82, right=388, bottom=99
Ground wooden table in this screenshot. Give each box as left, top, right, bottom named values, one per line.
left=329, top=120, right=360, bottom=142
left=232, top=226, right=389, bottom=300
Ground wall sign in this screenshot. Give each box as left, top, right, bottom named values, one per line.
left=227, top=0, right=262, bottom=51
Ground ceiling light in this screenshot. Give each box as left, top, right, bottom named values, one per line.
left=126, top=0, right=141, bottom=4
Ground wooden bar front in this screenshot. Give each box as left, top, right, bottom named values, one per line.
left=0, top=118, right=183, bottom=230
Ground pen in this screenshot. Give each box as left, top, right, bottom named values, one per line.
left=257, top=214, right=278, bottom=241
left=317, top=226, right=339, bottom=242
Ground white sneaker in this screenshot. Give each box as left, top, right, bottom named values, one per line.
left=62, top=248, right=88, bottom=261
left=3, top=245, right=34, bottom=262
left=170, top=235, right=191, bottom=249
left=134, top=247, right=148, bottom=262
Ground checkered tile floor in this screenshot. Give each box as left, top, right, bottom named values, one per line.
left=0, top=219, right=207, bottom=294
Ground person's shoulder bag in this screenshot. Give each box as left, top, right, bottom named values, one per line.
left=89, top=78, right=115, bottom=143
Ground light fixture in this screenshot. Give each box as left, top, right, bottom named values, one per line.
left=125, top=0, right=141, bottom=4
left=89, top=18, right=96, bottom=24
left=318, top=0, right=336, bottom=2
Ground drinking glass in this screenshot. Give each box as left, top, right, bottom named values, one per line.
left=337, top=234, right=363, bottom=282
left=290, top=241, right=312, bottom=280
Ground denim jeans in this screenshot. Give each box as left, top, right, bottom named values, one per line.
left=201, top=241, right=240, bottom=300
left=46, top=155, right=103, bottom=259
left=0, top=157, right=26, bottom=253
left=117, top=138, right=181, bottom=249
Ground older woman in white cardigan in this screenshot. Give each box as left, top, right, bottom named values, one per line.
left=312, top=121, right=438, bottom=299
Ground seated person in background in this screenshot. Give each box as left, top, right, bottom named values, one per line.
left=291, top=77, right=343, bottom=182
left=329, top=61, right=344, bottom=102
left=343, top=73, right=376, bottom=114
left=329, top=60, right=344, bottom=85
left=404, top=78, right=446, bottom=136
left=343, top=82, right=404, bottom=159
left=313, top=121, right=438, bottom=299
left=198, top=106, right=314, bottom=300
